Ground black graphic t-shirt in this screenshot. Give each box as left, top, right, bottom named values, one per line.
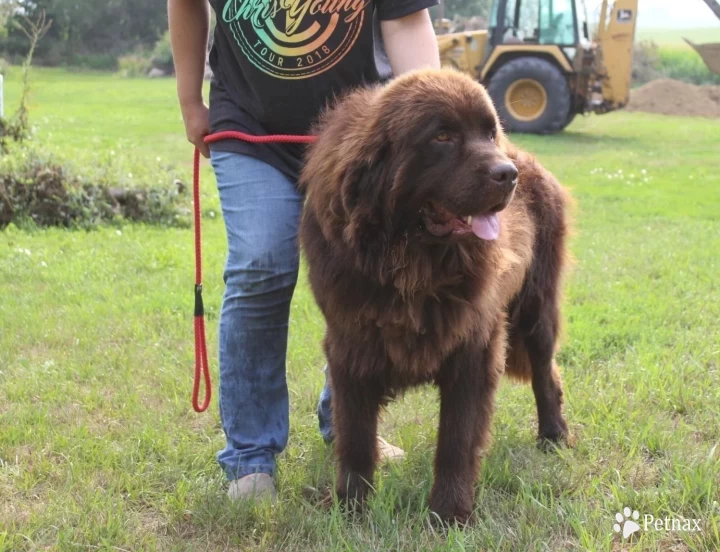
left=207, top=0, right=437, bottom=180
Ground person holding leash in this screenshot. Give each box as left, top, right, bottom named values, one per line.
left=169, top=0, right=440, bottom=501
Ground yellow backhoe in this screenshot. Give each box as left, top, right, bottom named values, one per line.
left=436, top=0, right=719, bottom=133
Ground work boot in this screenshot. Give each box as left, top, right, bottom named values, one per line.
left=377, top=436, right=405, bottom=463
left=227, top=473, right=277, bottom=503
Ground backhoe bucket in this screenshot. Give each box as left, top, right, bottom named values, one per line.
left=684, top=38, right=720, bottom=75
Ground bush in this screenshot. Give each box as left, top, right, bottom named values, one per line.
left=151, top=31, right=174, bottom=74
left=633, top=41, right=720, bottom=86
left=658, top=48, right=720, bottom=86
left=632, top=41, right=661, bottom=85
left=118, top=54, right=152, bottom=78
left=0, top=57, right=9, bottom=76
left=0, top=117, right=26, bottom=154
left=0, top=146, right=190, bottom=230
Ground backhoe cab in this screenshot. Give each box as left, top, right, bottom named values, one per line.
left=437, top=0, right=639, bottom=133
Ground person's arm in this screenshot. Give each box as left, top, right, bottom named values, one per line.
left=168, top=0, right=211, bottom=157
left=380, top=9, right=440, bottom=75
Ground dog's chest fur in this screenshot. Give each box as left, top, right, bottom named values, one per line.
left=369, top=284, right=485, bottom=380
left=355, top=225, right=534, bottom=381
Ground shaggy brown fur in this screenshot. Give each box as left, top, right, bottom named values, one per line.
left=299, top=69, right=571, bottom=523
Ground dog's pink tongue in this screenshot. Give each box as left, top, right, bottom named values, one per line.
left=471, top=213, right=500, bottom=241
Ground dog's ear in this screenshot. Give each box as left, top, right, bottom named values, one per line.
left=340, top=155, right=386, bottom=217
left=339, top=147, right=394, bottom=257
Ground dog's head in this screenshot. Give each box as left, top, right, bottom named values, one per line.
left=302, top=69, right=518, bottom=250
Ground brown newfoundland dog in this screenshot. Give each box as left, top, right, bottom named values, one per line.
left=299, top=69, right=571, bottom=523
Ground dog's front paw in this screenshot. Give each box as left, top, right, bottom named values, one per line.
left=336, top=471, right=373, bottom=512
left=429, top=485, right=474, bottom=526
left=537, top=418, right=573, bottom=451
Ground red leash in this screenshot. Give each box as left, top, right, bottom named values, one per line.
left=191, top=130, right=317, bottom=413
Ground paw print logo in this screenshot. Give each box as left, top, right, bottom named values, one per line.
left=614, top=507, right=641, bottom=539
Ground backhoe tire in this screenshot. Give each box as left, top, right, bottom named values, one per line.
left=487, top=57, right=572, bottom=134
left=565, top=111, right=577, bottom=128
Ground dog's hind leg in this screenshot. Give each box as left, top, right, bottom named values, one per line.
left=518, top=298, right=570, bottom=448
left=430, top=325, right=504, bottom=524
left=528, top=346, right=568, bottom=447
left=511, top=202, right=571, bottom=448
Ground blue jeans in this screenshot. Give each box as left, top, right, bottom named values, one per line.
left=211, top=151, right=333, bottom=480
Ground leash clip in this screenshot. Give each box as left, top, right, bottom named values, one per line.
left=194, top=283, right=204, bottom=317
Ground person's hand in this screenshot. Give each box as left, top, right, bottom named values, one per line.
left=181, top=101, right=210, bottom=158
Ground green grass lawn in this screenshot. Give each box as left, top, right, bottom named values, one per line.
left=1, top=69, right=719, bottom=551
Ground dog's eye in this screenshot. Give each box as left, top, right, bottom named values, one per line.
left=435, top=131, right=450, bottom=142
left=489, top=129, right=497, bottom=142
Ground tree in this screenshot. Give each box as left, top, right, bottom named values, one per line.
left=2, top=0, right=167, bottom=66
left=0, top=0, right=19, bottom=36
left=1, top=9, right=51, bottom=151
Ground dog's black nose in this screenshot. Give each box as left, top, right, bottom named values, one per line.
left=490, top=162, right=519, bottom=189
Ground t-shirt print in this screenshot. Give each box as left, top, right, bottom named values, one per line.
left=220, top=0, right=372, bottom=79
left=208, top=0, right=437, bottom=179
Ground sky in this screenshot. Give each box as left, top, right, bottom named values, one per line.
left=586, top=0, right=720, bottom=28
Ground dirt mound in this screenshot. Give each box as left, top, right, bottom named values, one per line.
left=626, top=79, right=720, bottom=118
